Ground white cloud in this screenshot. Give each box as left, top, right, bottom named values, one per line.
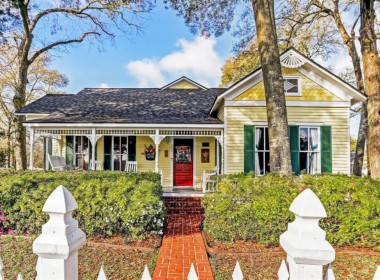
left=126, top=37, right=223, bottom=87
left=126, top=59, right=166, bottom=87
left=99, top=83, right=110, bottom=88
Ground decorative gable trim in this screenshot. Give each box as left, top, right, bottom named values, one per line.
left=280, top=49, right=307, bottom=68
left=161, top=76, right=208, bottom=90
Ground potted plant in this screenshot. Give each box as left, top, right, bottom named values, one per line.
left=144, top=144, right=156, bottom=160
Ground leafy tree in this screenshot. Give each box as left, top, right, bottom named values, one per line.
left=2, top=0, right=154, bottom=170
left=0, top=42, right=68, bottom=168
left=359, top=0, right=380, bottom=179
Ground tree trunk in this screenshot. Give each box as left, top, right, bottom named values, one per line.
left=6, top=126, right=11, bottom=168
left=251, top=0, right=292, bottom=175
left=13, top=59, right=29, bottom=170
left=359, top=0, right=380, bottom=180
left=353, top=102, right=368, bottom=176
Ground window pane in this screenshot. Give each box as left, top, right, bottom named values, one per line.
left=309, top=152, right=319, bottom=174
left=104, top=136, right=112, bottom=154
left=264, top=127, right=269, bottom=150
left=255, top=128, right=265, bottom=151
left=300, top=128, right=308, bottom=151
left=114, top=137, right=120, bottom=154
left=265, top=152, right=270, bottom=174
left=75, top=136, right=82, bottom=153
left=310, top=128, right=319, bottom=151
left=284, top=78, right=298, bottom=93
left=128, top=136, right=136, bottom=161
left=300, top=152, right=308, bottom=173
left=121, top=137, right=128, bottom=154
left=83, top=137, right=89, bottom=155
left=114, top=154, right=121, bottom=171
left=255, top=152, right=265, bottom=175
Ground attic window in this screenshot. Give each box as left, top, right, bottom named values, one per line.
left=284, top=77, right=301, bottom=96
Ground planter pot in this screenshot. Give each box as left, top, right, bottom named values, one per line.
left=145, top=152, right=156, bottom=161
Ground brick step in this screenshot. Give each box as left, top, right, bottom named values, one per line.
left=164, top=197, right=205, bottom=214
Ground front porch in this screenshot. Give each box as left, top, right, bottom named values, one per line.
left=28, top=126, right=224, bottom=192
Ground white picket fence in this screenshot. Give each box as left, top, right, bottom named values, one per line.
left=1, top=185, right=380, bottom=279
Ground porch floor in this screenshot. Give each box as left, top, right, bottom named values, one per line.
left=163, top=187, right=205, bottom=197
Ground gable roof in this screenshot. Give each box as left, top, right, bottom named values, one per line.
left=210, top=48, right=367, bottom=113
left=18, top=88, right=225, bottom=124
left=161, top=76, right=208, bottom=90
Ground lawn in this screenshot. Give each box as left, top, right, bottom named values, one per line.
left=0, top=235, right=158, bottom=279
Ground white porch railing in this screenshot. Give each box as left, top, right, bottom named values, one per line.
left=1, top=186, right=379, bottom=279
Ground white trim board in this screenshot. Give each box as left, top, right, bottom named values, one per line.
left=225, top=100, right=351, bottom=107
left=24, top=123, right=225, bottom=129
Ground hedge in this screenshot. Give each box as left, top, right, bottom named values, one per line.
left=202, top=173, right=380, bottom=250
left=0, top=171, right=165, bottom=238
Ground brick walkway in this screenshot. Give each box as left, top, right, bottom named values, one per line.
left=152, top=197, right=213, bottom=280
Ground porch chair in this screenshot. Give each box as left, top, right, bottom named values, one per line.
left=201, top=169, right=218, bottom=193
left=48, top=155, right=78, bottom=171
left=125, top=161, right=138, bottom=173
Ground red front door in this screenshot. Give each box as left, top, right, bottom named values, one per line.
left=174, top=139, right=193, bottom=187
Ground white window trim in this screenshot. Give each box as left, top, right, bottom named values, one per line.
left=284, top=76, right=302, bottom=96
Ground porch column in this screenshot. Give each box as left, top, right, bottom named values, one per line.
left=29, top=127, right=35, bottom=170
left=149, top=130, right=166, bottom=173
left=90, top=129, right=97, bottom=171
left=214, top=135, right=224, bottom=174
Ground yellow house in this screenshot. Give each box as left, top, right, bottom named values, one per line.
left=16, top=48, right=366, bottom=192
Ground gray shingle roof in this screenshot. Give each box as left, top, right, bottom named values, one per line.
left=17, top=88, right=226, bottom=124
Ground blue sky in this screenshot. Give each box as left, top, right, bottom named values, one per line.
left=49, top=3, right=234, bottom=93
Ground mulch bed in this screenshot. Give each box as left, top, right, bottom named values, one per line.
left=0, top=235, right=160, bottom=279
left=203, top=233, right=380, bottom=279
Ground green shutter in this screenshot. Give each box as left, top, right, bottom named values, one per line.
left=321, top=126, right=332, bottom=173
left=289, top=126, right=300, bottom=175
left=66, top=136, right=74, bottom=165
left=244, top=125, right=255, bottom=173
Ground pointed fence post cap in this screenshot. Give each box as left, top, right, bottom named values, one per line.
left=43, top=185, right=78, bottom=213
left=141, top=265, right=152, bottom=280
left=188, top=263, right=198, bottom=280
left=0, top=257, right=3, bottom=270
left=373, top=266, right=380, bottom=280
left=17, top=274, right=23, bottom=280
left=278, top=260, right=289, bottom=280
left=290, top=189, right=327, bottom=218
left=232, top=261, right=243, bottom=280
left=97, top=266, right=107, bottom=280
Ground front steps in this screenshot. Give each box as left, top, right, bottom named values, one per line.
left=163, top=197, right=205, bottom=215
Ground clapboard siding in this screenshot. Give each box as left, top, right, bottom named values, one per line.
left=234, top=68, right=342, bottom=101
left=217, top=106, right=224, bottom=121
left=225, top=106, right=350, bottom=174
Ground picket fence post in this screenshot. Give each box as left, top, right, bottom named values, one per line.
left=280, top=189, right=335, bottom=279
left=32, top=185, right=86, bottom=280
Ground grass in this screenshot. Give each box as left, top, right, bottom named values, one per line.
left=0, top=236, right=158, bottom=279
left=210, top=249, right=380, bottom=280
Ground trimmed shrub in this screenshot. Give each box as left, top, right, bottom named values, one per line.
left=0, top=171, right=165, bottom=238
left=202, top=173, right=380, bottom=249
